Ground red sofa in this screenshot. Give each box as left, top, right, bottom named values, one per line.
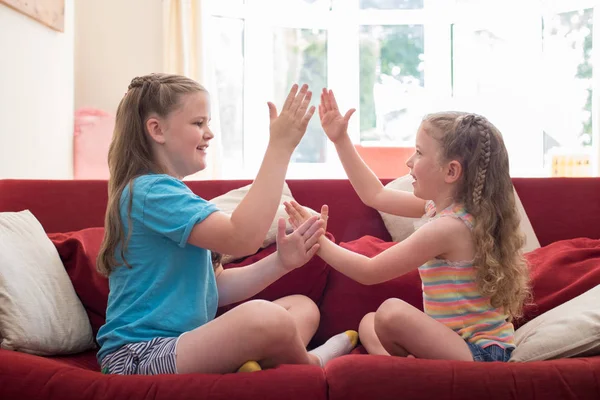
left=1, top=178, right=599, bottom=400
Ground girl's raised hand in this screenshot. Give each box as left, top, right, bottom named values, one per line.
left=267, top=84, right=316, bottom=153
left=276, top=216, right=324, bottom=271
left=319, top=89, right=355, bottom=144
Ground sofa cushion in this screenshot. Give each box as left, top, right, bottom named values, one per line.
left=49, top=227, right=108, bottom=337
left=217, top=233, right=334, bottom=316
left=325, top=353, right=600, bottom=400
left=0, top=348, right=329, bottom=400
left=519, top=237, right=600, bottom=328
left=510, top=284, right=600, bottom=362
left=0, top=211, right=95, bottom=355
left=314, top=236, right=422, bottom=346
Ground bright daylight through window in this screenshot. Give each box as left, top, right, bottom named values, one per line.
left=205, top=0, right=599, bottom=179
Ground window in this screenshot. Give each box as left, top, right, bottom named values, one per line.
left=207, top=0, right=599, bottom=179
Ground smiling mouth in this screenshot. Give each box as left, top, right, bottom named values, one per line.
left=196, top=145, right=208, bottom=151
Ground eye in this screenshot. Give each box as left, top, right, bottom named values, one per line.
left=416, top=150, right=422, bottom=156
left=195, top=121, right=204, bottom=127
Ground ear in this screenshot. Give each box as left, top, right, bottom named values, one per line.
left=146, top=117, right=166, bottom=145
left=444, top=160, right=462, bottom=184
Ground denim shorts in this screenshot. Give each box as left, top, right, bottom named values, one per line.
left=467, top=343, right=514, bottom=362
left=100, top=336, right=181, bottom=375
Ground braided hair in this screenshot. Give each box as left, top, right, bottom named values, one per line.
left=421, top=112, right=530, bottom=320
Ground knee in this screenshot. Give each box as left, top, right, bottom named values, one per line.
left=358, top=312, right=375, bottom=334
left=374, top=298, right=407, bottom=335
left=294, top=295, right=320, bottom=328
left=243, top=300, right=297, bottom=344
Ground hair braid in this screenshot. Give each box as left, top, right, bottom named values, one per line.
left=465, top=115, right=491, bottom=207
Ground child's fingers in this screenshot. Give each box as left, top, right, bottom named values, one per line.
left=276, top=217, right=286, bottom=238
left=323, top=88, right=332, bottom=111
left=291, top=201, right=308, bottom=218
left=267, top=102, right=278, bottom=122
left=301, top=106, right=316, bottom=129
left=343, top=108, right=356, bottom=124
left=295, top=215, right=319, bottom=236
left=281, top=84, right=299, bottom=112
left=285, top=202, right=303, bottom=225
left=289, top=84, right=309, bottom=114
left=328, top=89, right=340, bottom=111
left=304, top=228, right=325, bottom=251
left=296, top=90, right=313, bottom=118
left=320, top=204, right=329, bottom=221
left=306, top=243, right=320, bottom=259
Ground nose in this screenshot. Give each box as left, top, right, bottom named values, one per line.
left=204, top=126, right=215, bottom=141
left=406, top=152, right=415, bottom=168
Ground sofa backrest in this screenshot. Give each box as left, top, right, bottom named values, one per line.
left=1, top=178, right=599, bottom=245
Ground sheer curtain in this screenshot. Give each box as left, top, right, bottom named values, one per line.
left=163, top=0, right=223, bottom=180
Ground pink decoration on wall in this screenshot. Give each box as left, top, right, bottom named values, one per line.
left=73, top=108, right=114, bottom=180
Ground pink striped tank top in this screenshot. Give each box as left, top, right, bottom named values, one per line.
left=418, top=201, right=515, bottom=349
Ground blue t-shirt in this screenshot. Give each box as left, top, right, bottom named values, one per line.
left=96, top=174, right=219, bottom=363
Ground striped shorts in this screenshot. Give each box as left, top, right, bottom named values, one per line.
left=100, top=336, right=180, bottom=375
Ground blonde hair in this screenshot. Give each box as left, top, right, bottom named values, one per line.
left=97, top=73, right=207, bottom=276
left=422, top=112, right=531, bottom=320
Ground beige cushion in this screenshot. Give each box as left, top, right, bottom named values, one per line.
left=509, top=285, right=600, bottom=362
left=378, top=175, right=541, bottom=252
left=210, top=182, right=319, bottom=263
left=378, top=175, right=426, bottom=242
left=0, top=210, right=95, bottom=355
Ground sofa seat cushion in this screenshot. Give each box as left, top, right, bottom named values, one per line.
left=325, top=354, right=600, bottom=400
left=314, top=236, right=422, bottom=345
left=48, top=350, right=101, bottom=371
left=0, top=348, right=328, bottom=400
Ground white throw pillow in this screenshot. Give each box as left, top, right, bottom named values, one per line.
left=509, top=285, right=600, bottom=362
left=378, top=175, right=541, bottom=253
left=210, top=182, right=319, bottom=263
left=0, top=210, right=95, bottom=355
left=378, top=175, right=426, bottom=242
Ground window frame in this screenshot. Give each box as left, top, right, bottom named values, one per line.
left=206, top=0, right=600, bottom=178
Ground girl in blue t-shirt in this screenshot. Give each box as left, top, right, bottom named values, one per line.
left=96, top=73, right=357, bottom=375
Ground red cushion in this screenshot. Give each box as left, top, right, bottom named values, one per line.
left=314, top=236, right=422, bottom=346
left=217, top=233, right=334, bottom=316
left=518, top=237, right=600, bottom=328
left=48, top=228, right=108, bottom=336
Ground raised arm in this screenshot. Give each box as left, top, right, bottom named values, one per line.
left=320, top=89, right=425, bottom=218
left=189, top=84, right=316, bottom=256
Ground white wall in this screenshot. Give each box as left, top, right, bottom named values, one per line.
left=0, top=0, right=74, bottom=179
left=75, top=0, right=163, bottom=115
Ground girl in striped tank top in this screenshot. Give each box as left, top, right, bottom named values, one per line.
left=285, top=89, right=530, bottom=362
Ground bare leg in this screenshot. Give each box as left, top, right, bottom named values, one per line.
left=176, top=299, right=320, bottom=374
left=374, top=298, right=473, bottom=361
left=357, top=312, right=390, bottom=356
left=272, top=295, right=319, bottom=347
